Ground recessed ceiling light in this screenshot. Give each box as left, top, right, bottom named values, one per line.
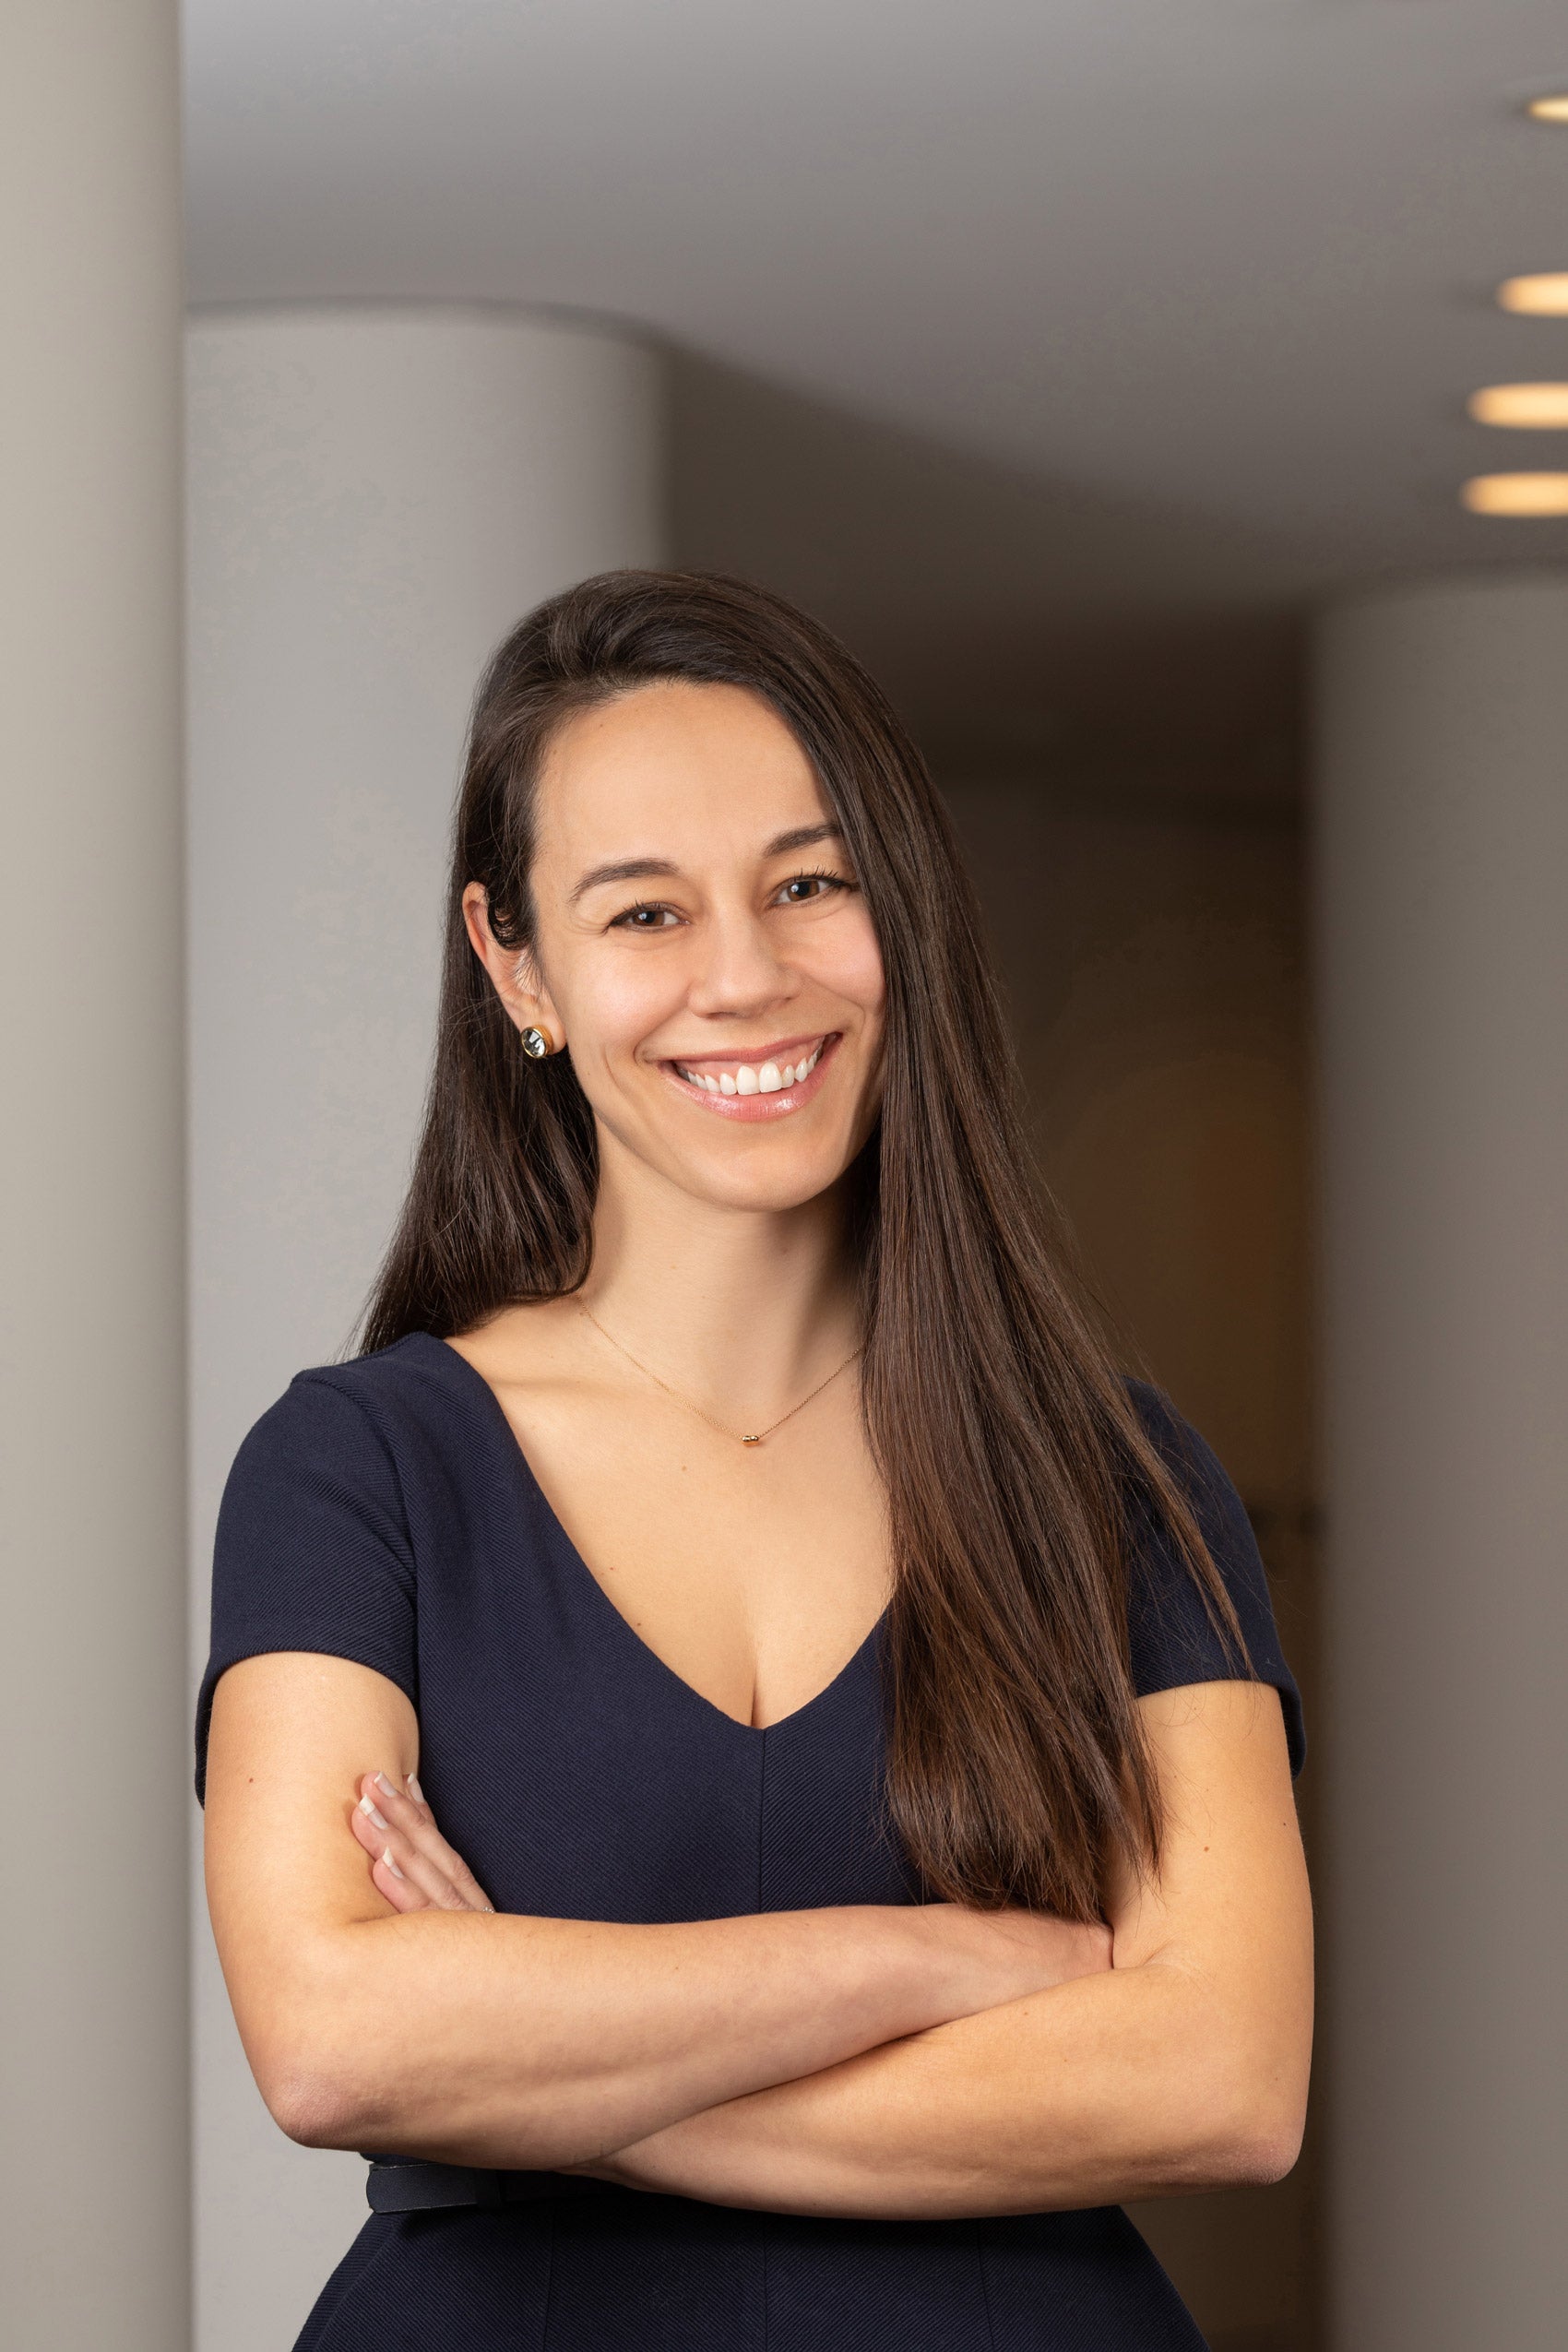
left=1468, top=383, right=1568, bottom=427
left=1497, top=273, right=1568, bottom=315
left=1461, top=472, right=1568, bottom=516
left=1526, top=93, right=1568, bottom=123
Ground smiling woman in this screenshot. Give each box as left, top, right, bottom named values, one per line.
left=197, top=570, right=1310, bottom=2352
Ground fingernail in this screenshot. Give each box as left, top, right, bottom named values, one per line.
left=381, top=1846, right=405, bottom=1882
left=359, top=1794, right=389, bottom=1831
left=407, top=1775, right=425, bottom=1806
left=374, top=1773, right=401, bottom=1802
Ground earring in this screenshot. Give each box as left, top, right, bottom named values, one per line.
left=519, top=1024, right=554, bottom=1060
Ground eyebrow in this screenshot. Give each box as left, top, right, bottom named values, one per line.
left=568, top=821, right=843, bottom=904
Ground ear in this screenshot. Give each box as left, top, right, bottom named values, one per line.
left=461, top=883, right=564, bottom=1048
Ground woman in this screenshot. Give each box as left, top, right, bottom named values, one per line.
left=198, top=569, right=1312, bottom=2352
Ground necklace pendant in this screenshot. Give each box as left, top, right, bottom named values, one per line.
left=742, top=1433, right=762, bottom=1446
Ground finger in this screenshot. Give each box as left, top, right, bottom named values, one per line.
left=350, top=1795, right=470, bottom=1911
left=366, top=1772, right=488, bottom=1899
left=371, top=1849, right=430, bottom=1913
left=362, top=1773, right=495, bottom=1913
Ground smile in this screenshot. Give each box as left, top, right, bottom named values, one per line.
left=661, top=1033, right=839, bottom=1119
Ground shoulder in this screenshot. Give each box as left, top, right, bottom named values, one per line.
left=271, top=1330, right=457, bottom=1427
left=198, top=1348, right=446, bottom=1801
left=215, top=1334, right=481, bottom=1579
left=229, top=1332, right=481, bottom=1488
left=1120, top=1380, right=1306, bottom=1776
left=1123, top=1380, right=1256, bottom=1549
left=216, top=1347, right=428, bottom=1560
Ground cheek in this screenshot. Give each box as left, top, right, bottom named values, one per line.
left=552, top=949, right=683, bottom=1064
left=817, top=909, right=886, bottom=1028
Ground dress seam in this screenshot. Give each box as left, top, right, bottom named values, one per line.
left=755, top=1725, right=767, bottom=1914
left=757, top=1727, right=768, bottom=2352
left=540, top=2201, right=558, bottom=2352
left=976, top=2217, right=1001, bottom=2352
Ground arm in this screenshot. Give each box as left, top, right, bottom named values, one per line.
left=204, top=1652, right=1110, bottom=2172
left=579, top=1681, right=1313, bottom=2216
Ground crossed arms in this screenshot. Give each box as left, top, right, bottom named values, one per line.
left=204, top=1656, right=1312, bottom=2219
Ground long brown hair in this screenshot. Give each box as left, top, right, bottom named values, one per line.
left=359, top=569, right=1243, bottom=1919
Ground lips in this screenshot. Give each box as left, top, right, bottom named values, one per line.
left=667, top=1025, right=827, bottom=1072
left=660, top=1032, right=841, bottom=1121
left=673, top=1037, right=826, bottom=1097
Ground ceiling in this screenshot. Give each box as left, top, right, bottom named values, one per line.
left=184, top=3, right=1568, bottom=770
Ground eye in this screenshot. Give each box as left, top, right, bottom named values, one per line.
left=775, top=868, right=852, bottom=907
left=610, top=900, right=683, bottom=931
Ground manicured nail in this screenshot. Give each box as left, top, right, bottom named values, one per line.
left=374, top=1773, right=401, bottom=1802
left=360, top=1794, right=389, bottom=1831
left=381, top=1846, right=405, bottom=1881
left=407, top=1775, right=425, bottom=1807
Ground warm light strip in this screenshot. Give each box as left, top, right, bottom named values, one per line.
left=1461, top=472, right=1568, bottom=516
left=1526, top=94, right=1568, bottom=124
left=1497, top=273, right=1568, bottom=315
left=1468, top=383, right=1568, bottom=427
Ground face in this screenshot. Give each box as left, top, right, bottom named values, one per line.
left=465, top=680, right=886, bottom=1216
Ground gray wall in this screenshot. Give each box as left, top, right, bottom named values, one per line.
left=1, top=5, right=188, bottom=2346
left=1315, top=576, right=1568, bottom=2352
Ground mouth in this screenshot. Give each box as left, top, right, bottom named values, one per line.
left=660, top=1032, right=840, bottom=1122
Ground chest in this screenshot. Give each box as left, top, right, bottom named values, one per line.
left=488, top=1384, right=893, bottom=1733
left=399, top=1424, right=913, bottom=1926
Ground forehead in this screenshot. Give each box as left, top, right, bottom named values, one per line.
left=534, top=681, right=826, bottom=863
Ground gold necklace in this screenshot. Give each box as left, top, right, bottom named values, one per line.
left=576, top=1300, right=861, bottom=1446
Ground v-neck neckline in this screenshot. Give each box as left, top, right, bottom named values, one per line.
left=410, top=1330, right=887, bottom=1740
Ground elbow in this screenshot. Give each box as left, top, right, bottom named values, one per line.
left=243, top=1952, right=388, bottom=2153
left=1182, top=2060, right=1309, bottom=2192
left=1208, top=2101, right=1306, bottom=2190
left=260, top=2056, right=374, bottom=2153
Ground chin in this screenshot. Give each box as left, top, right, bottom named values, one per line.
left=676, top=1148, right=857, bottom=1217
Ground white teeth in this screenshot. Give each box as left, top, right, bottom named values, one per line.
left=677, top=1039, right=827, bottom=1095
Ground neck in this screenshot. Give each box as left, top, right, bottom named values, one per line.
left=580, top=1132, right=861, bottom=1415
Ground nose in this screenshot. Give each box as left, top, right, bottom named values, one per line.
left=683, top=901, right=794, bottom=1021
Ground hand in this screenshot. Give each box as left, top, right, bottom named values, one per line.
left=922, top=1901, right=1113, bottom=2016
left=349, top=1770, right=495, bottom=1915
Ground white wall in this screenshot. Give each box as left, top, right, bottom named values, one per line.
left=186, top=304, right=668, bottom=2351
left=1315, top=575, right=1568, bottom=2352
left=0, top=6, right=188, bottom=2346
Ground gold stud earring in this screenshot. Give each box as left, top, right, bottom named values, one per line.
left=519, top=1024, right=554, bottom=1060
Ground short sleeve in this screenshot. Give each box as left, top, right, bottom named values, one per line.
left=195, top=1371, right=418, bottom=1801
left=1123, top=1382, right=1305, bottom=1777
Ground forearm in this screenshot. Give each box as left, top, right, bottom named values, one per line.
left=245, top=1902, right=1000, bottom=2170
left=586, top=1960, right=1308, bottom=2220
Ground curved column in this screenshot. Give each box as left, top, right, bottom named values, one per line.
left=1314, top=576, right=1568, bottom=2352
left=0, top=6, right=188, bottom=2347
left=185, top=303, right=667, bottom=2352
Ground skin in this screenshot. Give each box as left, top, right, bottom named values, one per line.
left=205, top=678, right=1313, bottom=2213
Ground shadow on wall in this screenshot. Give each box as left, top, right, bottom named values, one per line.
left=672, top=354, right=1320, bottom=2352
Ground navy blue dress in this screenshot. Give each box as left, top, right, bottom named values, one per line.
left=196, top=1330, right=1303, bottom=2352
